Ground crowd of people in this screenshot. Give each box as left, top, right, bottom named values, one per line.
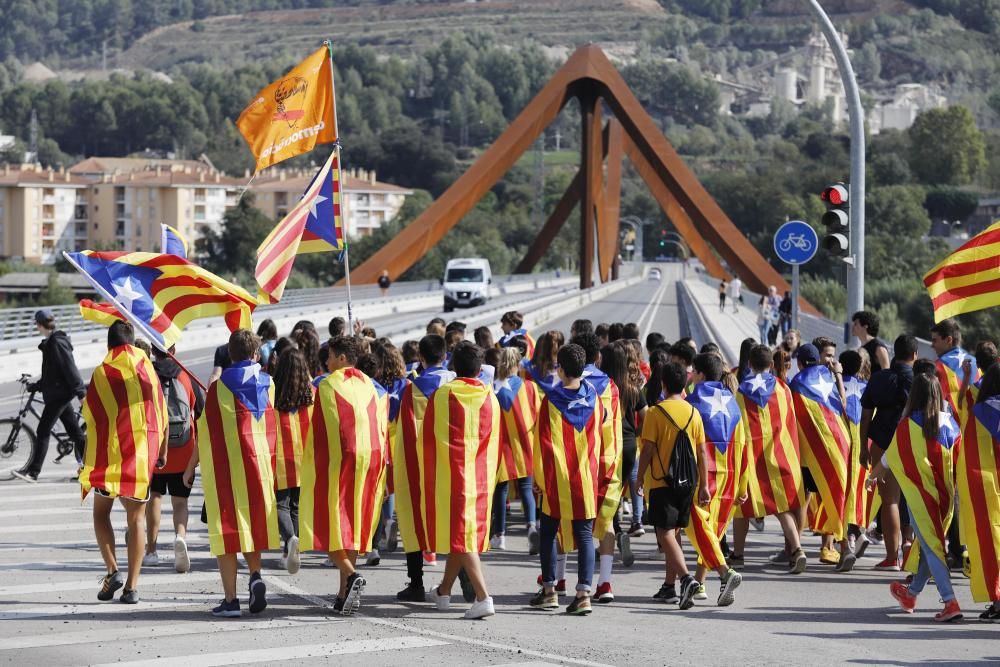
left=24, top=304, right=1000, bottom=623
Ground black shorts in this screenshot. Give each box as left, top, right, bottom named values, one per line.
left=802, top=468, right=819, bottom=494
left=150, top=472, right=191, bottom=498
left=645, top=486, right=694, bottom=530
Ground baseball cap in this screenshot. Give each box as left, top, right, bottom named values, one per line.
left=34, top=309, right=54, bottom=325
left=796, top=343, right=820, bottom=366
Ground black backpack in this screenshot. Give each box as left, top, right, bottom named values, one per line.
left=163, top=376, right=193, bottom=449
left=651, top=404, right=698, bottom=491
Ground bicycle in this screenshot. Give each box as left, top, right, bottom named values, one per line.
left=0, top=374, right=85, bottom=475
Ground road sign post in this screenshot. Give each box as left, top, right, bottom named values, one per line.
left=773, top=220, right=819, bottom=331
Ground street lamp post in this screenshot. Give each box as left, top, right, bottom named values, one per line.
left=620, top=216, right=649, bottom=264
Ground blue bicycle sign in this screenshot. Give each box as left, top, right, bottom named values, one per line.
left=773, top=221, right=818, bottom=265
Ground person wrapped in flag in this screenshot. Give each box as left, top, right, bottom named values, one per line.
left=271, top=347, right=315, bottom=576
left=499, top=310, right=535, bottom=358
left=868, top=373, right=963, bottom=622
left=685, top=353, right=746, bottom=605
left=530, top=343, right=605, bottom=616
left=300, top=336, right=387, bottom=616
left=83, top=321, right=168, bottom=605
left=393, top=334, right=455, bottom=601
left=422, top=342, right=501, bottom=619
left=838, top=349, right=874, bottom=572
left=491, top=347, right=540, bottom=553
left=184, top=329, right=279, bottom=618
left=731, top=345, right=806, bottom=574
left=958, top=363, right=1000, bottom=622
left=520, top=330, right=562, bottom=390
left=790, top=342, right=852, bottom=566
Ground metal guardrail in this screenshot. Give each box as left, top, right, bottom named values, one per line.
left=0, top=272, right=560, bottom=344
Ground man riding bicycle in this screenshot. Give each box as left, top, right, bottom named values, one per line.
left=12, top=310, right=86, bottom=483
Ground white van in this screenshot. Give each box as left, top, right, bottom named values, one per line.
left=442, top=258, right=492, bottom=312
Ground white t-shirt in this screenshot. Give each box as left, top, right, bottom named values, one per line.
left=728, top=278, right=742, bottom=298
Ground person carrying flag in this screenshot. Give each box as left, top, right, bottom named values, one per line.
left=300, top=336, right=387, bottom=615
left=868, top=373, right=963, bottom=622
left=790, top=343, right=852, bottom=567
left=184, top=329, right=279, bottom=618
left=730, top=345, right=806, bottom=574
left=421, top=342, right=501, bottom=619
left=82, top=321, right=168, bottom=604
left=685, top=353, right=745, bottom=606
left=531, top=343, right=605, bottom=616
left=393, top=334, right=456, bottom=601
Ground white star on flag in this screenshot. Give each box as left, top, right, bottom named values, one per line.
left=704, top=387, right=732, bottom=418
left=938, top=409, right=954, bottom=430
left=810, top=374, right=835, bottom=402
left=241, top=363, right=261, bottom=384
left=844, top=378, right=864, bottom=400
left=568, top=396, right=592, bottom=410
left=494, top=378, right=513, bottom=393
left=112, top=277, right=143, bottom=311
left=986, top=397, right=1000, bottom=413
left=307, top=193, right=328, bottom=220
left=748, top=374, right=768, bottom=394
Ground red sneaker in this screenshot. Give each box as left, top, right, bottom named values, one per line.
left=874, top=558, right=901, bottom=571
left=595, top=582, right=614, bottom=603
left=935, top=599, right=963, bottom=623
left=889, top=581, right=916, bottom=613
left=535, top=574, right=566, bottom=594
left=423, top=552, right=437, bottom=566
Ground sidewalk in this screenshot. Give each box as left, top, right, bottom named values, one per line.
left=683, top=278, right=762, bottom=365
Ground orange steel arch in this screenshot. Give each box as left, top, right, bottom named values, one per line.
left=347, top=45, right=804, bottom=309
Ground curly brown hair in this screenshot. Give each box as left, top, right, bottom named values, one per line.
left=273, top=347, right=314, bottom=412
left=373, top=342, right=407, bottom=386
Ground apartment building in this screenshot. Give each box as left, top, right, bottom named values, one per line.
left=0, top=164, right=91, bottom=263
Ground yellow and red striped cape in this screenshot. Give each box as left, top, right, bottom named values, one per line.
left=887, top=410, right=960, bottom=571
left=300, top=368, right=387, bottom=553
left=197, top=362, right=279, bottom=556
left=936, top=348, right=978, bottom=427
left=790, top=365, right=852, bottom=540
left=495, top=376, right=539, bottom=483
left=80, top=345, right=167, bottom=501
left=590, top=370, right=623, bottom=542
left=736, top=373, right=803, bottom=517
left=273, top=398, right=313, bottom=491
left=959, top=398, right=1000, bottom=603
left=419, top=377, right=500, bottom=553
left=686, top=382, right=747, bottom=570
left=841, top=375, right=878, bottom=530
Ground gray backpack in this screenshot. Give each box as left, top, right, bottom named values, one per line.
left=164, top=376, right=192, bottom=448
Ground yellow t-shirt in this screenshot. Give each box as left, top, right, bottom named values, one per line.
left=640, top=399, right=705, bottom=491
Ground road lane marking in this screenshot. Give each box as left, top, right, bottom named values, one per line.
left=0, top=571, right=219, bottom=596
left=88, top=636, right=450, bottom=666
left=637, top=276, right=670, bottom=340
left=0, top=594, right=219, bottom=621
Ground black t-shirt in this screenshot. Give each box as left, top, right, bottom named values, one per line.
left=860, top=361, right=913, bottom=449
left=378, top=275, right=391, bottom=288
left=861, top=337, right=890, bottom=373
left=213, top=343, right=232, bottom=371
left=621, top=391, right=648, bottom=448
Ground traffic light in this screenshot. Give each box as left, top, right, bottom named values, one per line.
left=820, top=183, right=850, bottom=261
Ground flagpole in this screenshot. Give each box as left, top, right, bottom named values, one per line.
left=323, top=39, right=354, bottom=333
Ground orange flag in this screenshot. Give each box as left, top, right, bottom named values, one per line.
left=236, top=46, right=338, bottom=172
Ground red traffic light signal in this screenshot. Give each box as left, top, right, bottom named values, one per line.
left=821, top=184, right=848, bottom=206
left=820, top=183, right=850, bottom=258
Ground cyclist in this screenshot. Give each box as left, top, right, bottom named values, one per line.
left=13, top=310, right=86, bottom=483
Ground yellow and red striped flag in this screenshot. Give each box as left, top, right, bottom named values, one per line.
left=255, top=151, right=345, bottom=305
left=886, top=410, right=960, bottom=569
left=736, top=373, right=803, bottom=518
left=494, top=375, right=539, bottom=483
left=197, top=361, right=279, bottom=556
left=300, top=368, right=387, bottom=553
left=687, top=381, right=746, bottom=570
left=936, top=348, right=978, bottom=423
left=589, top=369, right=623, bottom=542
left=959, top=398, right=1000, bottom=604
left=924, top=220, right=1000, bottom=322
left=419, top=377, right=500, bottom=553
left=791, top=365, right=853, bottom=540
left=842, top=375, right=877, bottom=530
left=80, top=345, right=167, bottom=502
left=273, top=401, right=313, bottom=491
left=79, top=299, right=124, bottom=327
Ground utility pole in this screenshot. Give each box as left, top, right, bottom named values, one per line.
left=806, top=0, right=866, bottom=337
left=532, top=133, right=545, bottom=229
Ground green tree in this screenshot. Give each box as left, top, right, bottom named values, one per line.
left=907, top=106, right=987, bottom=185
left=195, top=193, right=272, bottom=278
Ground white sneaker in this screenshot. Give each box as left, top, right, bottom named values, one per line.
left=464, top=596, right=496, bottom=619
left=366, top=549, right=381, bottom=567
left=428, top=585, right=450, bottom=610
left=385, top=518, right=398, bottom=553
left=286, top=536, right=300, bottom=575
left=489, top=535, right=506, bottom=551
left=173, top=537, right=190, bottom=573
left=278, top=554, right=288, bottom=570
left=322, top=557, right=336, bottom=568
left=142, top=551, right=159, bottom=567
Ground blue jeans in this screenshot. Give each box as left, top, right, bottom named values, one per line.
left=375, top=493, right=395, bottom=545
left=758, top=322, right=769, bottom=345
left=540, top=513, right=593, bottom=593
left=907, top=509, right=955, bottom=602
left=622, top=443, right=642, bottom=526
left=492, top=477, right=536, bottom=536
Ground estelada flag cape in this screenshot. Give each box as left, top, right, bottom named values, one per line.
left=841, top=375, right=876, bottom=530
left=499, top=329, right=536, bottom=358
left=589, top=368, right=623, bottom=542
left=736, top=372, right=803, bottom=517
left=393, top=365, right=455, bottom=552
left=236, top=45, right=338, bottom=172
left=80, top=345, right=167, bottom=501
left=419, top=377, right=500, bottom=553
left=520, top=359, right=559, bottom=392
left=886, top=410, right=960, bottom=569
left=197, top=361, right=279, bottom=556
left=791, top=365, right=852, bottom=540
left=936, top=347, right=978, bottom=424
left=923, top=219, right=1000, bottom=323
left=300, top=367, right=387, bottom=553
left=686, top=381, right=747, bottom=570
left=533, top=381, right=603, bottom=523
left=494, top=375, right=538, bottom=483
left=959, top=398, right=1000, bottom=603
left=384, top=376, right=409, bottom=494
left=273, top=399, right=313, bottom=491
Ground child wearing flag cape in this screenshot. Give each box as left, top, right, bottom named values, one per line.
left=82, top=321, right=168, bottom=604
left=499, top=310, right=535, bottom=357
left=300, top=336, right=387, bottom=616
left=184, top=329, right=279, bottom=618
left=837, top=349, right=871, bottom=573
left=423, top=342, right=501, bottom=619
left=867, top=373, right=963, bottom=622
left=685, top=353, right=745, bottom=606
left=730, top=345, right=807, bottom=574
